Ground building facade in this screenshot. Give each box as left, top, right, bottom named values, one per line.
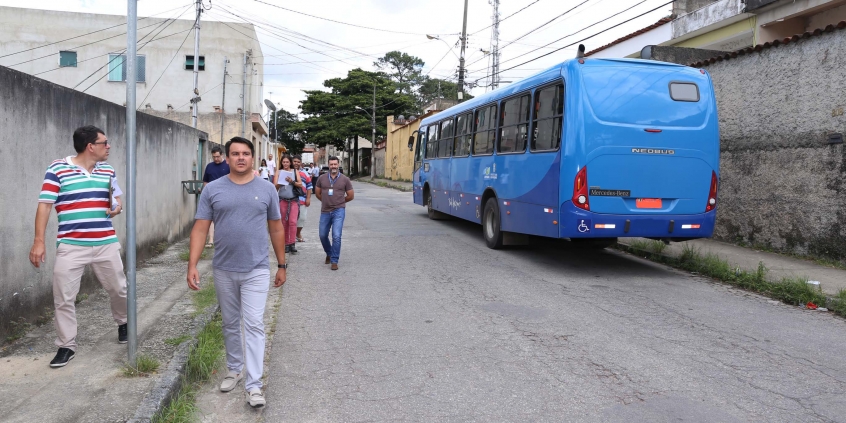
left=0, top=6, right=269, bottom=160
left=385, top=112, right=437, bottom=182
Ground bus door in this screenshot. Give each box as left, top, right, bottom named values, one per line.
left=411, top=129, right=424, bottom=205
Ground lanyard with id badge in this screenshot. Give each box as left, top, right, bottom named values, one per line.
left=327, top=173, right=340, bottom=197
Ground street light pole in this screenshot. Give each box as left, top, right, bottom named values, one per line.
left=370, top=84, right=376, bottom=180
left=125, top=0, right=138, bottom=366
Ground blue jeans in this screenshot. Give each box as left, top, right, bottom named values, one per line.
left=319, top=208, right=346, bottom=264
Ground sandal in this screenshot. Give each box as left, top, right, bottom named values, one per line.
left=296, top=236, right=305, bottom=242
left=205, top=243, right=213, bottom=248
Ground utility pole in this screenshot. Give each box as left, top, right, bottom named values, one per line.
left=457, top=0, right=469, bottom=101
left=489, top=0, right=501, bottom=90
left=241, top=51, right=249, bottom=137
left=370, top=84, right=376, bottom=180
left=190, top=0, right=202, bottom=128
left=125, top=0, right=138, bottom=366
left=220, top=57, right=228, bottom=145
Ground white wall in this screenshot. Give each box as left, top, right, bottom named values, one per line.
left=588, top=24, right=672, bottom=58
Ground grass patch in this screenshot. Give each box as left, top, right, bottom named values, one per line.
left=165, top=335, right=191, bottom=346
left=122, top=353, right=161, bottom=377
left=621, top=243, right=839, bottom=316
left=75, top=293, right=89, bottom=305
left=192, top=280, right=217, bottom=317
left=35, top=306, right=54, bottom=327
left=154, top=241, right=169, bottom=255
left=5, top=317, right=31, bottom=343
left=178, top=246, right=212, bottom=262
left=154, top=316, right=225, bottom=423
left=629, top=239, right=667, bottom=255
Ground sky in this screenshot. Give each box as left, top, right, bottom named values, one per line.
left=0, top=0, right=673, bottom=116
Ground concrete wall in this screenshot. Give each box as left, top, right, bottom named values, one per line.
left=0, top=65, right=207, bottom=340
left=374, top=148, right=386, bottom=178
left=386, top=116, right=426, bottom=181
left=703, top=27, right=846, bottom=261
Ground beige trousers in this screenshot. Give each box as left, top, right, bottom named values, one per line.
left=53, top=242, right=127, bottom=350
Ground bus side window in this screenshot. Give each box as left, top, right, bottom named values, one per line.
left=499, top=94, right=530, bottom=154
left=472, top=105, right=496, bottom=155
left=415, top=130, right=426, bottom=166
left=531, top=83, right=564, bottom=152
left=439, top=118, right=454, bottom=158
left=425, top=124, right=439, bottom=159
left=453, top=112, right=472, bottom=157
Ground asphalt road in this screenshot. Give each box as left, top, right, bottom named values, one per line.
left=263, top=181, right=846, bottom=423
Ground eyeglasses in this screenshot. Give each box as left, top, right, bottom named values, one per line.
left=92, top=140, right=110, bottom=146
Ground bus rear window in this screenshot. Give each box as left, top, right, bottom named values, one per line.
left=669, top=82, right=699, bottom=102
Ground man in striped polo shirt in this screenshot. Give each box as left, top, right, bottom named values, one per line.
left=29, top=125, right=127, bottom=368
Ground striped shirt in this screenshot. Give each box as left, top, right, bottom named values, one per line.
left=38, top=156, right=118, bottom=246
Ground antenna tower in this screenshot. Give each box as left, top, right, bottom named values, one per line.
left=488, top=0, right=501, bottom=91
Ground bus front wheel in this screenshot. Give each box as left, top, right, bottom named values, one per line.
left=426, top=191, right=448, bottom=220
left=483, top=199, right=504, bottom=249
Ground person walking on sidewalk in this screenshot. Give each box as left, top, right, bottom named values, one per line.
left=292, top=155, right=312, bottom=243
left=259, top=159, right=270, bottom=182
left=266, top=153, right=276, bottom=182
left=29, top=125, right=127, bottom=368
left=202, top=146, right=230, bottom=248
left=314, top=156, right=354, bottom=270
left=273, top=154, right=305, bottom=254
left=187, top=137, right=287, bottom=408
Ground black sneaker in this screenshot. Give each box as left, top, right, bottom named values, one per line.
left=284, top=245, right=291, bottom=253
left=118, top=323, right=128, bottom=344
left=50, top=348, right=75, bottom=368
left=290, top=244, right=298, bottom=254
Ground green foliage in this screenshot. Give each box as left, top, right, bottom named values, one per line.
left=416, top=77, right=473, bottom=112
left=192, top=280, right=218, bottom=317
left=294, top=68, right=414, bottom=150
left=374, top=51, right=425, bottom=96
left=269, top=108, right=301, bottom=154
left=154, top=316, right=225, bottom=423
left=165, top=335, right=191, bottom=346
left=6, top=317, right=31, bottom=343
left=122, top=354, right=160, bottom=377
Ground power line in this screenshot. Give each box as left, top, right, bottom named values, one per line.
left=471, top=0, right=674, bottom=85
left=247, top=0, right=455, bottom=36
left=425, top=38, right=461, bottom=76
left=0, top=3, right=194, bottom=60
left=161, top=82, right=225, bottom=118
left=469, top=0, right=543, bottom=36
left=137, top=20, right=197, bottom=109
left=79, top=15, right=189, bottom=93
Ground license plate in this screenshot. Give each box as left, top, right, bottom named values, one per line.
left=636, top=198, right=662, bottom=209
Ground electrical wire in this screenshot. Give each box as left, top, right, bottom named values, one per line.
left=247, top=0, right=455, bottom=36
left=0, top=3, right=194, bottom=60
left=469, top=0, right=544, bottom=36
left=136, top=19, right=197, bottom=109
left=470, top=0, right=674, bottom=85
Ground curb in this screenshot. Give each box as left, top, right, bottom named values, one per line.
left=127, top=302, right=221, bottom=423
left=356, top=178, right=413, bottom=192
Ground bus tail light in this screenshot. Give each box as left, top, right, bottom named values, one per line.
left=705, top=171, right=718, bottom=212
left=572, top=166, right=589, bottom=211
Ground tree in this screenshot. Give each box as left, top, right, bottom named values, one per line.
left=294, top=68, right=415, bottom=174
left=416, top=76, right=474, bottom=113
left=269, top=108, right=302, bottom=154
left=373, top=51, right=425, bottom=97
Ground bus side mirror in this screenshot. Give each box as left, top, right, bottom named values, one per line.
left=408, top=135, right=414, bottom=151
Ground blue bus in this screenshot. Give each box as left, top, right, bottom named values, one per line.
left=410, top=54, right=719, bottom=249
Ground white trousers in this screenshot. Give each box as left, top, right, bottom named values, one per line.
left=213, top=267, right=270, bottom=392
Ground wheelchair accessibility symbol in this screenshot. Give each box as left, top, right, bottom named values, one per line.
left=577, top=219, right=591, bottom=233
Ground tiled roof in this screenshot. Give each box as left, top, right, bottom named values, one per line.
left=690, top=21, right=846, bottom=67
left=585, top=17, right=673, bottom=57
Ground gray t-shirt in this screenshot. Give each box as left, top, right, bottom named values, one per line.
left=195, top=176, right=281, bottom=272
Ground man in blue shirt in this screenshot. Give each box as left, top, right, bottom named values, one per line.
left=202, top=146, right=230, bottom=247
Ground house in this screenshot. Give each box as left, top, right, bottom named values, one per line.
left=385, top=111, right=437, bottom=181
left=0, top=5, right=268, bottom=158
left=587, top=0, right=846, bottom=59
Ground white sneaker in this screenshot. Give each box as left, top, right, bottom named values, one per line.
left=246, top=388, right=266, bottom=408
left=219, top=370, right=243, bottom=392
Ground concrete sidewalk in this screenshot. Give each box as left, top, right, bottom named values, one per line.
left=356, top=177, right=412, bottom=192
left=0, top=238, right=213, bottom=423
left=618, top=237, right=846, bottom=296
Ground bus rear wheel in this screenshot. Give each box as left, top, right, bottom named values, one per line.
left=483, top=199, right=504, bottom=249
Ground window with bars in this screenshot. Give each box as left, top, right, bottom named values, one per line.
left=472, top=104, right=497, bottom=155
left=59, top=51, right=77, bottom=67
left=498, top=94, right=530, bottom=154
left=107, top=54, right=146, bottom=82
left=185, top=55, right=205, bottom=71
left=531, top=83, right=564, bottom=152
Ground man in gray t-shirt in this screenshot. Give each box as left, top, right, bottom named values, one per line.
left=186, top=137, right=286, bottom=408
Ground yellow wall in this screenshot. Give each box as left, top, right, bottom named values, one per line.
left=385, top=115, right=424, bottom=181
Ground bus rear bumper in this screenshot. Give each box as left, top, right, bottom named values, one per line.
left=560, top=202, right=716, bottom=239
